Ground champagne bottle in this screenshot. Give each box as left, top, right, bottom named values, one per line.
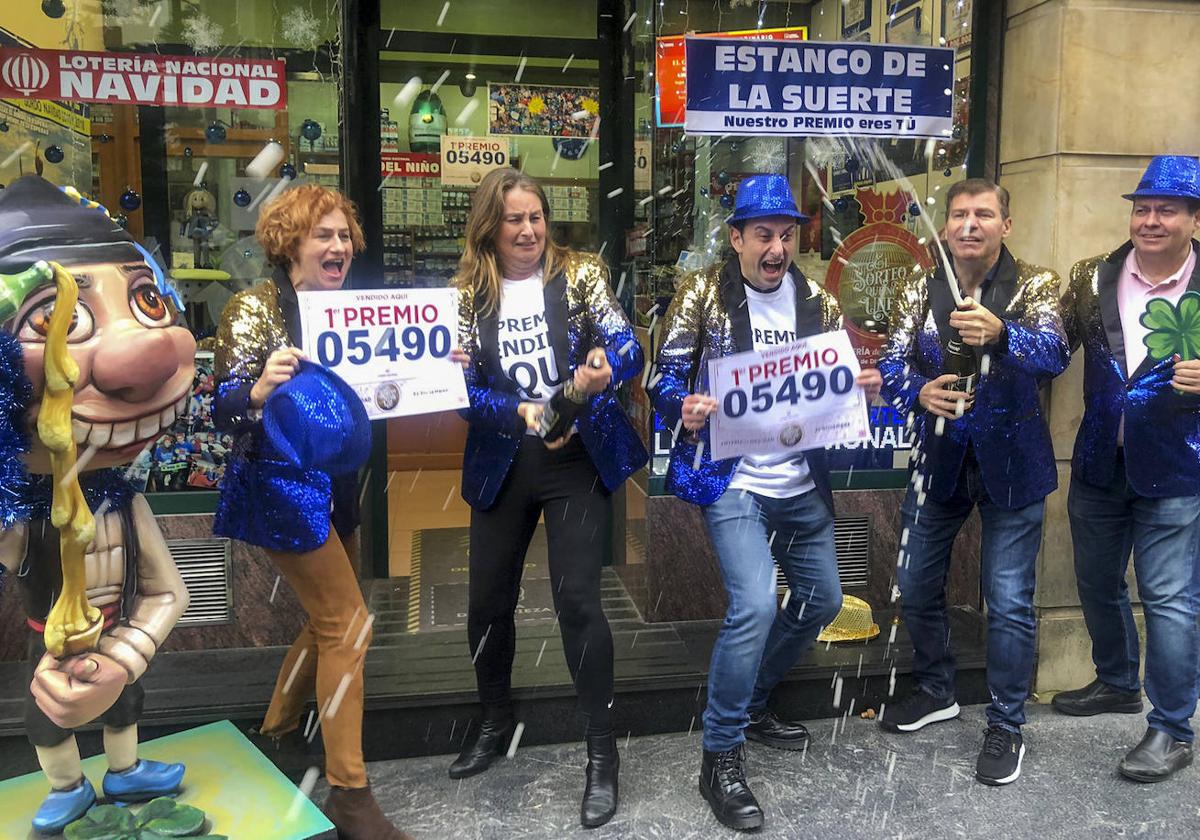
left=943, top=327, right=978, bottom=396
left=538, top=351, right=606, bottom=442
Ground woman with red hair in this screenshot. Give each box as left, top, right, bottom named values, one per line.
left=213, top=184, right=409, bottom=840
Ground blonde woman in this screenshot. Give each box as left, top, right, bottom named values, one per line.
left=452, top=168, right=647, bottom=828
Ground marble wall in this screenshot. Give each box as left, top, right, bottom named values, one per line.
left=999, top=0, right=1200, bottom=690
left=640, top=489, right=982, bottom=624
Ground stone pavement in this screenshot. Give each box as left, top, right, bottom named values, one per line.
left=325, top=702, right=1200, bottom=840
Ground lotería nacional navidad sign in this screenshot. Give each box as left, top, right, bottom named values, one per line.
left=0, top=48, right=287, bottom=110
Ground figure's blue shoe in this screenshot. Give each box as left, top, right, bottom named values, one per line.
left=32, top=777, right=97, bottom=835
left=102, top=759, right=185, bottom=803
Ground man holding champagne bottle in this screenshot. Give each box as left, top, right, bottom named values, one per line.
left=876, top=179, right=1070, bottom=786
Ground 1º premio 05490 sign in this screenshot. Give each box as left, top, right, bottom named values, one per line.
left=297, top=288, right=468, bottom=420
left=707, top=330, right=870, bottom=460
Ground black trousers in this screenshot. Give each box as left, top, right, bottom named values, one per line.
left=24, top=633, right=144, bottom=748
left=468, top=435, right=614, bottom=734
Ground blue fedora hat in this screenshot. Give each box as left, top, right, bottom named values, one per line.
left=726, top=173, right=809, bottom=225
left=262, top=361, right=371, bottom=475
left=1122, top=155, right=1200, bottom=201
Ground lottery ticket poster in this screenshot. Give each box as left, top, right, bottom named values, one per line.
left=708, top=330, right=871, bottom=460
left=298, top=288, right=468, bottom=420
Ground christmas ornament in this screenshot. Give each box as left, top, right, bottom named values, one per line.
left=300, top=119, right=322, bottom=142
left=119, top=189, right=141, bottom=211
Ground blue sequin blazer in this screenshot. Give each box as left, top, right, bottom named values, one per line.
left=456, top=253, right=648, bottom=511
left=212, top=270, right=360, bottom=552
left=878, top=246, right=1069, bottom=510
left=1062, top=240, right=1200, bottom=498
left=650, top=258, right=841, bottom=511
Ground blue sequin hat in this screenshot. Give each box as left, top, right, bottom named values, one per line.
left=262, top=361, right=371, bottom=475
left=1122, top=155, right=1200, bottom=201
left=726, top=174, right=809, bottom=225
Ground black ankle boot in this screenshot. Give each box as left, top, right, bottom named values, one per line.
left=580, top=731, right=619, bottom=828
left=448, top=713, right=513, bottom=779
left=699, top=745, right=764, bottom=831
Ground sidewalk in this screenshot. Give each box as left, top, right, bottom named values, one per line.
left=332, top=702, right=1200, bottom=839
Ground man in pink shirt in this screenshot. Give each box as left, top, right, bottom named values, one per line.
left=1056, top=155, right=1200, bottom=783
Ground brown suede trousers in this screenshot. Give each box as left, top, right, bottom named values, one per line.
left=262, top=528, right=371, bottom=789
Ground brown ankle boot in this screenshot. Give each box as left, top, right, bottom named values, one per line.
left=323, top=785, right=413, bottom=840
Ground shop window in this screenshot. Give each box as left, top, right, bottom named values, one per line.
left=378, top=2, right=602, bottom=288
left=381, top=0, right=595, bottom=39
left=0, top=1, right=342, bottom=495
left=630, top=0, right=975, bottom=479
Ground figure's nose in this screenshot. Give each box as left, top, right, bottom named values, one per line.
left=90, top=323, right=182, bottom=403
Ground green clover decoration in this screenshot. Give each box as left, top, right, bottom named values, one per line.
left=1140, top=290, right=1200, bottom=363
left=64, top=797, right=226, bottom=840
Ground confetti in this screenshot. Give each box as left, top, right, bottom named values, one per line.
left=506, top=721, right=526, bottom=758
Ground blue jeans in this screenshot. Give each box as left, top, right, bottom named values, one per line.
left=701, top=487, right=842, bottom=752
left=1067, top=453, right=1200, bottom=743
left=898, top=455, right=1043, bottom=732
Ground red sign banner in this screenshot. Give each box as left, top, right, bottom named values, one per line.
left=0, top=48, right=287, bottom=110
left=655, top=26, right=807, bottom=128
left=381, top=152, right=441, bottom=179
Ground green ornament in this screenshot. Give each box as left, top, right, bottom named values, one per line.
left=1140, top=290, right=1200, bottom=363
left=0, top=260, right=53, bottom=322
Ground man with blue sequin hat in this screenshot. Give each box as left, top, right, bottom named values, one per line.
left=650, top=173, right=882, bottom=831
left=1055, top=155, right=1200, bottom=783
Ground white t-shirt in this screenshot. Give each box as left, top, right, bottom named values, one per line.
left=497, top=272, right=565, bottom=434
left=727, top=272, right=816, bottom=499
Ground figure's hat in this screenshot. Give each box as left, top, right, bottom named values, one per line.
left=726, top=173, right=809, bottom=225
left=1122, top=155, right=1200, bottom=202
left=261, top=361, right=371, bottom=475
left=0, top=175, right=181, bottom=316
left=0, top=175, right=144, bottom=274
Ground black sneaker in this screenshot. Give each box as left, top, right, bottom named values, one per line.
left=976, top=726, right=1025, bottom=786
left=878, top=690, right=960, bottom=733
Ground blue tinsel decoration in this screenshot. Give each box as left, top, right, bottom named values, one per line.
left=0, top=330, right=32, bottom=528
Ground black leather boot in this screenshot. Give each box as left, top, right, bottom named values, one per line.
left=580, top=731, right=619, bottom=829
left=448, top=711, right=513, bottom=779
left=699, top=745, right=764, bottom=831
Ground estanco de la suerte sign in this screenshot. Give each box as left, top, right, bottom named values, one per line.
left=0, top=48, right=287, bottom=110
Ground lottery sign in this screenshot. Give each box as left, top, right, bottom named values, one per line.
left=297, top=288, right=468, bottom=420
left=708, top=330, right=870, bottom=460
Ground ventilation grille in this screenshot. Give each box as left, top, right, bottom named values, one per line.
left=775, top=515, right=871, bottom=591
left=168, top=538, right=233, bottom=626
